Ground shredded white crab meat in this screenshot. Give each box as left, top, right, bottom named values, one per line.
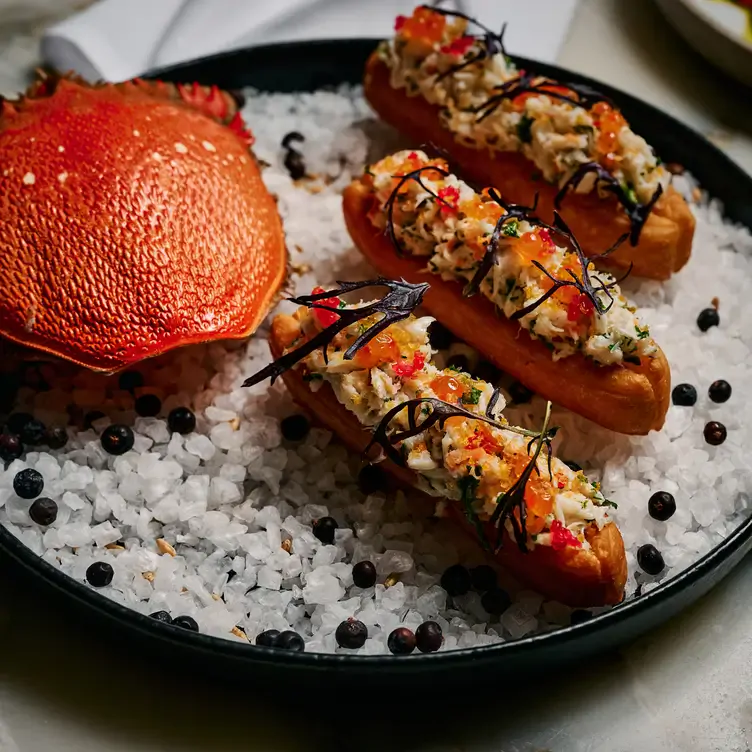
left=286, top=303, right=614, bottom=550
left=379, top=14, right=669, bottom=204
left=367, top=150, right=657, bottom=366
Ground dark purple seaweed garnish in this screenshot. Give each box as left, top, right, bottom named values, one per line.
left=554, top=161, right=663, bottom=246
left=422, top=5, right=508, bottom=81
left=383, top=164, right=451, bottom=256
left=381, top=161, right=629, bottom=321
left=411, top=7, right=659, bottom=241
left=507, top=211, right=630, bottom=322
left=242, top=279, right=429, bottom=388
left=364, top=397, right=509, bottom=466
left=472, top=73, right=611, bottom=122
left=422, top=5, right=611, bottom=110
left=462, top=189, right=540, bottom=297
left=489, top=401, right=555, bottom=552
left=364, top=396, right=556, bottom=551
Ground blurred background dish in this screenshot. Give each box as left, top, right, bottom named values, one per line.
left=656, top=0, right=752, bottom=86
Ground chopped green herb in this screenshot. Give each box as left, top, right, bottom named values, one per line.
left=608, top=342, right=618, bottom=352
left=573, top=124, right=594, bottom=135
left=447, top=364, right=463, bottom=372
left=635, top=324, right=650, bottom=339
left=601, top=498, right=618, bottom=509
left=302, top=373, right=323, bottom=382
left=622, top=181, right=638, bottom=205
left=457, top=475, right=488, bottom=550
left=461, top=386, right=482, bottom=405
left=338, top=300, right=347, bottom=309
left=502, top=218, right=520, bottom=238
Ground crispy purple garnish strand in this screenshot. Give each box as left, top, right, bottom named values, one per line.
left=508, top=211, right=630, bottom=321
left=490, top=401, right=554, bottom=552
left=242, top=279, right=429, bottom=387
left=365, top=396, right=556, bottom=552
left=420, top=5, right=508, bottom=81
left=381, top=164, right=630, bottom=321
left=485, top=387, right=502, bottom=419
left=554, top=161, right=664, bottom=245
left=383, top=165, right=451, bottom=256
left=463, top=189, right=540, bottom=297
left=471, top=73, right=612, bottom=122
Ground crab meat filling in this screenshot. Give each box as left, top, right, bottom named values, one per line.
left=380, top=8, right=669, bottom=204
left=364, top=150, right=657, bottom=366
left=284, top=300, right=613, bottom=550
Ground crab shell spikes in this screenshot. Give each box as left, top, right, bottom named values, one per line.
left=0, top=73, right=286, bottom=372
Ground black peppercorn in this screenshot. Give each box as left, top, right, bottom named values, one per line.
left=704, top=421, right=727, bottom=446
left=708, top=380, right=731, bottom=404
left=671, top=383, right=697, bottom=407
left=697, top=308, right=719, bottom=332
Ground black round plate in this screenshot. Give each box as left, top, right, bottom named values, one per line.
left=2, top=39, right=751, bottom=689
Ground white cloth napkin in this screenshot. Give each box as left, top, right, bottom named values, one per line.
left=41, top=0, right=579, bottom=84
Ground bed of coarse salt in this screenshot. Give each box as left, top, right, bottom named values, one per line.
left=1, top=86, right=751, bottom=655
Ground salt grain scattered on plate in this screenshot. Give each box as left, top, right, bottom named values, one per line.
left=0, top=86, right=750, bottom=654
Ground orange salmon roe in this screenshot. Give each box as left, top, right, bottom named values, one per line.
left=523, top=477, right=554, bottom=535
left=566, top=292, right=595, bottom=323
left=513, top=230, right=549, bottom=263
left=396, top=7, right=446, bottom=45
left=592, top=101, right=626, bottom=165
left=430, top=374, right=464, bottom=402
left=356, top=331, right=400, bottom=368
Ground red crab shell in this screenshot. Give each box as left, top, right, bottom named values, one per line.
left=0, top=74, right=287, bottom=373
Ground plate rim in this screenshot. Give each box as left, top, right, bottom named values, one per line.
left=4, top=37, right=752, bottom=671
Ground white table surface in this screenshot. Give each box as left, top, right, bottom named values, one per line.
left=3, top=1, right=752, bottom=750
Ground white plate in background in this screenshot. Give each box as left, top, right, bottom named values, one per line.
left=656, top=0, right=752, bottom=86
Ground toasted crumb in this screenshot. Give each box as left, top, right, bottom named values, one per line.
left=230, top=417, right=241, bottom=431
left=104, top=543, right=124, bottom=551
left=231, top=626, right=248, bottom=640
left=711, top=297, right=720, bottom=310
left=281, top=538, right=292, bottom=553
left=384, top=573, right=401, bottom=588
left=142, top=571, right=155, bottom=582
left=157, top=538, right=176, bottom=556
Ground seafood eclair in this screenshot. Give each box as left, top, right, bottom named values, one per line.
left=363, top=5, right=695, bottom=280
left=343, top=150, right=670, bottom=435
left=245, top=280, right=627, bottom=607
